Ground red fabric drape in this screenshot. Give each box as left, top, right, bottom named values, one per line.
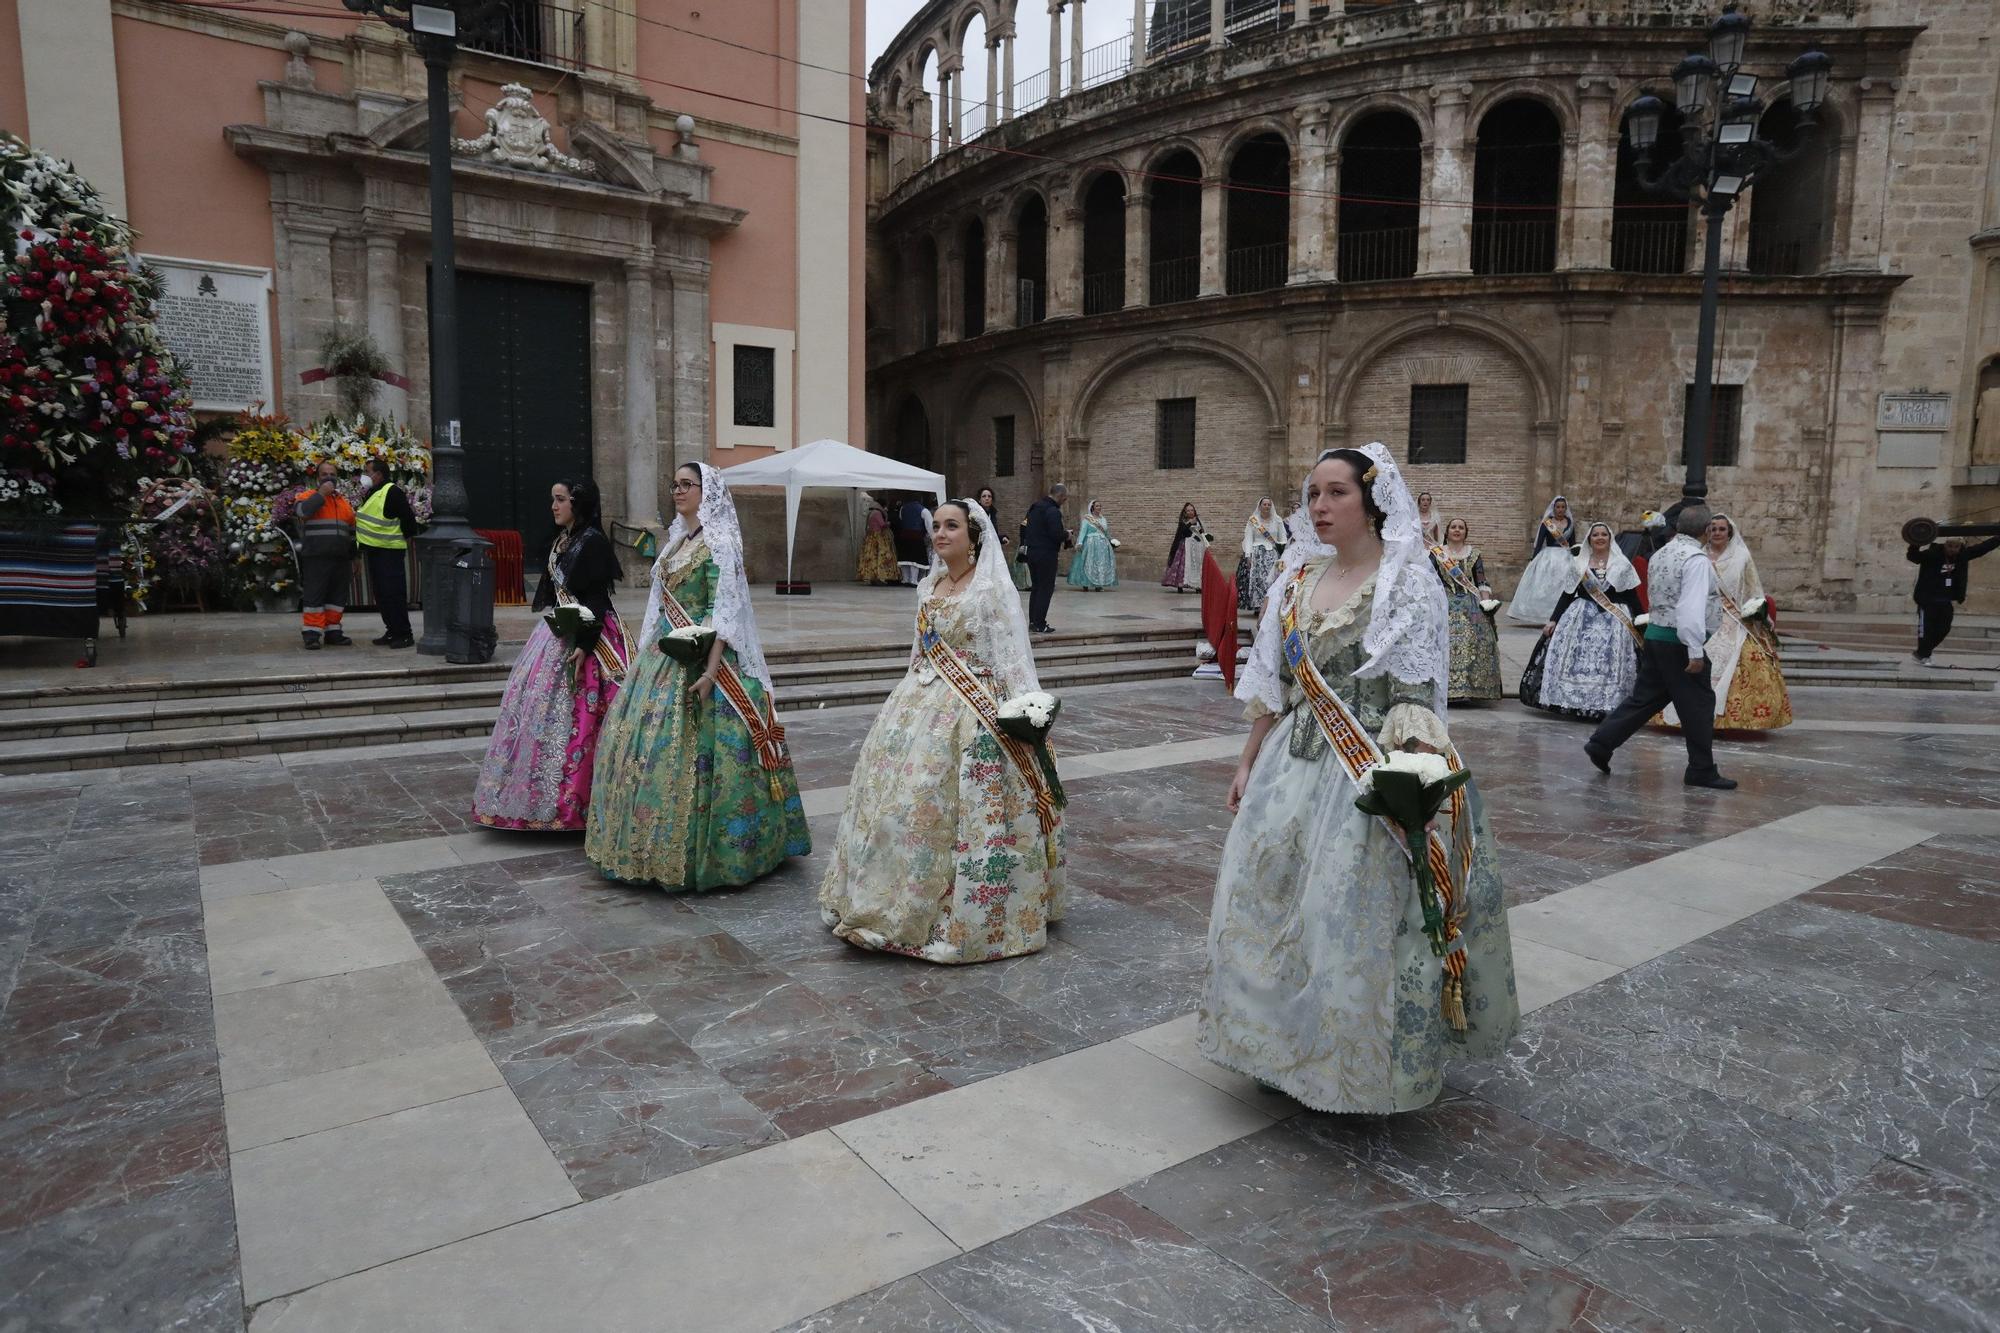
left=1200, top=549, right=1238, bottom=691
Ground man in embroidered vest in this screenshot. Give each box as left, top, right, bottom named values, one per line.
left=1584, top=505, right=1736, bottom=790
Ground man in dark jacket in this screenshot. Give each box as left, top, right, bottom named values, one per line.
left=1909, top=534, right=2000, bottom=665
left=356, top=458, right=423, bottom=647
left=1023, top=483, right=1072, bottom=633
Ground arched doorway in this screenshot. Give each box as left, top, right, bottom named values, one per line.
left=1338, top=110, right=1421, bottom=282
left=1612, top=101, right=1690, bottom=273
left=1226, top=133, right=1290, bottom=294
left=1081, top=173, right=1126, bottom=315
left=1748, top=101, right=1838, bottom=275
left=1149, top=149, right=1202, bottom=305
left=962, top=216, right=986, bottom=338
left=1015, top=194, right=1048, bottom=325
left=893, top=395, right=930, bottom=469
left=1473, top=98, right=1562, bottom=275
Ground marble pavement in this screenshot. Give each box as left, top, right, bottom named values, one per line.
left=4, top=670, right=1999, bottom=1331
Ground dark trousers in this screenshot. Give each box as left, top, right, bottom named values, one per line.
left=1027, top=553, right=1058, bottom=628
left=1916, top=600, right=1955, bottom=658
left=1589, top=637, right=1719, bottom=781
left=366, top=547, right=411, bottom=638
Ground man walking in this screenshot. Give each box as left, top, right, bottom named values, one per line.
left=1585, top=505, right=1735, bottom=790
left=1023, top=482, right=1072, bottom=634
left=355, top=458, right=422, bottom=648
left=290, top=461, right=357, bottom=650
left=1909, top=532, right=2000, bottom=666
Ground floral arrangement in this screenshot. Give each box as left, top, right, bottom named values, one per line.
left=1354, top=750, right=1470, bottom=959
left=996, top=690, right=1066, bottom=807
left=295, top=414, right=432, bottom=521
left=126, top=474, right=221, bottom=608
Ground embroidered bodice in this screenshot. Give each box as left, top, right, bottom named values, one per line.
left=661, top=534, right=716, bottom=615
left=912, top=588, right=993, bottom=684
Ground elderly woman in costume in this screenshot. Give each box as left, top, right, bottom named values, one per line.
left=1433, top=517, right=1502, bottom=703
left=1520, top=521, right=1643, bottom=721
left=1663, top=512, right=1793, bottom=732
left=472, top=478, right=629, bottom=830
left=1066, top=498, right=1119, bottom=591
left=1235, top=498, right=1288, bottom=614
left=1505, top=494, right=1578, bottom=624
left=1161, top=502, right=1210, bottom=593
left=820, top=500, right=1066, bottom=964
left=1200, top=444, right=1518, bottom=1113
left=586, top=462, right=810, bottom=891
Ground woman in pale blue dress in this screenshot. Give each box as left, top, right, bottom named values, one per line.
left=1066, top=498, right=1118, bottom=590
left=1200, top=443, right=1518, bottom=1114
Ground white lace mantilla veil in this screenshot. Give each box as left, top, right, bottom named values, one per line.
left=1575, top=521, right=1641, bottom=593
left=909, top=499, right=1041, bottom=698
left=1236, top=441, right=1450, bottom=717
left=1531, top=494, right=1573, bottom=546
left=1709, top=512, right=1763, bottom=602
left=637, top=462, right=775, bottom=696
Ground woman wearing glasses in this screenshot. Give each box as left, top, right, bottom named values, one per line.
left=586, top=463, right=810, bottom=891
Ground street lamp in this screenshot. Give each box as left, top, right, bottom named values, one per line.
left=341, top=0, right=499, bottom=656
left=1625, top=4, right=1831, bottom=504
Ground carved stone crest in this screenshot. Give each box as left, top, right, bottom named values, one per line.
left=452, top=83, right=596, bottom=176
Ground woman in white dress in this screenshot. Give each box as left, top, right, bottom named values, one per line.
left=1520, top=521, right=1643, bottom=721
left=1200, top=443, right=1518, bottom=1113
left=819, top=499, right=1066, bottom=964
left=1235, top=498, right=1288, bottom=613
left=1416, top=491, right=1443, bottom=547
left=1505, top=494, right=1578, bottom=624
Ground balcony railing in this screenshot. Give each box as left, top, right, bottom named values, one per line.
left=1747, top=235, right=1812, bottom=276
left=1016, top=278, right=1046, bottom=326
left=1225, top=242, right=1287, bottom=295
left=1611, top=217, right=1689, bottom=275
left=1337, top=226, right=1419, bottom=283
left=1082, top=270, right=1124, bottom=316
left=1149, top=255, right=1199, bottom=306
left=466, top=1, right=585, bottom=71
left=1471, top=216, right=1558, bottom=276
left=1012, top=69, right=1050, bottom=117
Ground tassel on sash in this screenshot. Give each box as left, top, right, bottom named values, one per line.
left=1279, top=567, right=1472, bottom=1031
left=657, top=584, right=792, bottom=800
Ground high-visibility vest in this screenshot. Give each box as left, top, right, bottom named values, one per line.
left=355, top=484, right=406, bottom=550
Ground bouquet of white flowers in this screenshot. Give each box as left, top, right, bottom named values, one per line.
left=1109, top=538, right=1122, bottom=548
left=1739, top=596, right=1769, bottom=624
left=660, top=624, right=717, bottom=665
left=1478, top=598, right=1501, bottom=615
left=996, top=690, right=1065, bottom=806
left=1355, top=749, right=1471, bottom=957
left=1633, top=613, right=1650, bottom=628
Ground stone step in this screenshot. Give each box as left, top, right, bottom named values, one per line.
left=0, top=653, right=1205, bottom=775
left=1786, top=667, right=1996, bottom=692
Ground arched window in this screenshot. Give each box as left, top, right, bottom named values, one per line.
left=958, top=11, right=990, bottom=141
left=1226, top=133, right=1291, bottom=294
left=1015, top=195, right=1048, bottom=326
left=913, top=235, right=939, bottom=349
left=1748, top=101, right=1837, bottom=275
left=1973, top=357, right=2000, bottom=468
left=917, top=47, right=942, bottom=160
left=962, top=216, right=986, bottom=338
left=1338, top=110, right=1421, bottom=282
left=1082, top=173, right=1126, bottom=315
left=1149, top=150, right=1202, bottom=305
left=1612, top=101, right=1690, bottom=274
left=1473, top=98, right=1562, bottom=275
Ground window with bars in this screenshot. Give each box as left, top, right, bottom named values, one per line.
left=1407, top=384, right=1469, bottom=465
left=1682, top=384, right=1743, bottom=468
left=732, top=345, right=775, bottom=428
left=1156, top=398, right=1197, bottom=470
left=993, top=415, right=1016, bottom=477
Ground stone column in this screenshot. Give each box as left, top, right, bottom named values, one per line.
left=279, top=216, right=340, bottom=421
left=1199, top=173, right=1226, bottom=296
left=1283, top=315, right=1332, bottom=489
left=1124, top=188, right=1150, bottom=307
left=1000, top=26, right=1016, bottom=118
left=937, top=235, right=960, bottom=342
left=996, top=226, right=1020, bottom=328
left=1818, top=300, right=1883, bottom=589
left=1843, top=76, right=1897, bottom=269
left=1070, top=0, right=1085, bottom=94
left=985, top=207, right=1009, bottom=326
left=666, top=269, right=709, bottom=470
left=1050, top=201, right=1084, bottom=318
left=1421, top=82, right=1473, bottom=275
left=363, top=230, right=409, bottom=423
left=1324, top=148, right=1341, bottom=281
left=1291, top=101, right=1333, bottom=283
left=1567, top=76, right=1616, bottom=269
left=1130, top=0, right=1148, bottom=69
left=986, top=37, right=1000, bottom=130
left=1209, top=0, right=1226, bottom=49
left=1048, top=1, right=1064, bottom=100
left=623, top=259, right=662, bottom=528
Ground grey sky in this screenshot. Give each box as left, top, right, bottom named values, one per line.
left=867, top=0, right=1135, bottom=111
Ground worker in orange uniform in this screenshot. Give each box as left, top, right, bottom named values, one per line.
left=292, top=460, right=357, bottom=649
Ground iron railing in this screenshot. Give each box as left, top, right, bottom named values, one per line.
left=1337, top=226, right=1419, bottom=282
left=1012, top=69, right=1050, bottom=117
left=466, top=0, right=585, bottom=71
left=1016, top=278, right=1046, bottom=326
left=1471, top=216, right=1558, bottom=275
left=1747, top=236, right=1811, bottom=276
left=1610, top=217, right=1689, bottom=275
left=1226, top=242, right=1288, bottom=294
left=1149, top=255, right=1199, bottom=305
left=1082, top=270, right=1123, bottom=315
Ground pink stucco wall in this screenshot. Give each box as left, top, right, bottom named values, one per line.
left=0, top=0, right=29, bottom=139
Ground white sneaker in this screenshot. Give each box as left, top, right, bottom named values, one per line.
left=1917, top=657, right=1941, bottom=669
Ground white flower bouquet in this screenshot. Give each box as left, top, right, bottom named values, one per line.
left=1354, top=749, right=1471, bottom=957
left=996, top=690, right=1066, bottom=807
left=1633, top=613, right=1650, bottom=628
left=1739, top=596, right=1769, bottom=624
left=1109, top=538, right=1122, bottom=548
left=1478, top=598, right=1501, bottom=615
left=660, top=623, right=717, bottom=666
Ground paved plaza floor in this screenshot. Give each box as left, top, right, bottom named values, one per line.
left=3, top=662, right=1999, bottom=1330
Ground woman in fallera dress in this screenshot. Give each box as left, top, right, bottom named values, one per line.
left=1162, top=502, right=1210, bottom=593
left=819, top=499, right=1066, bottom=964
left=856, top=494, right=899, bottom=585
left=1199, top=443, right=1518, bottom=1113
left=1067, top=498, right=1118, bottom=590
left=472, top=478, right=629, bottom=830
left=1433, top=517, right=1502, bottom=703
left=1236, top=498, right=1288, bottom=614
left=1521, top=521, right=1643, bottom=721
left=1416, top=490, right=1443, bottom=547
left=585, top=462, right=810, bottom=891
left=1663, top=512, right=1793, bottom=732
left=1505, top=494, right=1578, bottom=624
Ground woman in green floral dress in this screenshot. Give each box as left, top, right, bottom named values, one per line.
left=585, top=462, right=809, bottom=891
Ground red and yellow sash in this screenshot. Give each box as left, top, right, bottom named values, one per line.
left=657, top=583, right=791, bottom=783
left=915, top=598, right=1061, bottom=850
left=1428, top=544, right=1486, bottom=603
left=1279, top=567, right=1473, bottom=1030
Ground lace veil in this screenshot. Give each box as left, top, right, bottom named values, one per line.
left=1575, top=521, right=1641, bottom=593
left=1531, top=494, right=1575, bottom=547
left=909, top=499, right=1041, bottom=698
left=1236, top=442, right=1449, bottom=716
left=1708, top=512, right=1763, bottom=603
left=638, top=462, right=775, bottom=696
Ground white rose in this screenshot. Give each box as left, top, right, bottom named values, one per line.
left=1633, top=613, right=1650, bottom=627
left=997, top=690, right=1057, bottom=730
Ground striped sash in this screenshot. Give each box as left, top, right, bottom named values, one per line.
left=915, top=599, right=1060, bottom=843
left=656, top=584, right=791, bottom=779
left=1428, top=544, right=1485, bottom=602
left=1279, top=567, right=1472, bottom=1030
left=1580, top=571, right=1644, bottom=646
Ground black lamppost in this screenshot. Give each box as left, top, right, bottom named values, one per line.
left=1625, top=4, right=1832, bottom=505
left=341, top=0, right=498, bottom=656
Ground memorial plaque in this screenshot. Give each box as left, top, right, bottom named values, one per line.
left=141, top=256, right=274, bottom=413
left=1877, top=392, right=1952, bottom=432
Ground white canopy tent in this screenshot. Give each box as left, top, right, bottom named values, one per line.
left=715, top=439, right=947, bottom=585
